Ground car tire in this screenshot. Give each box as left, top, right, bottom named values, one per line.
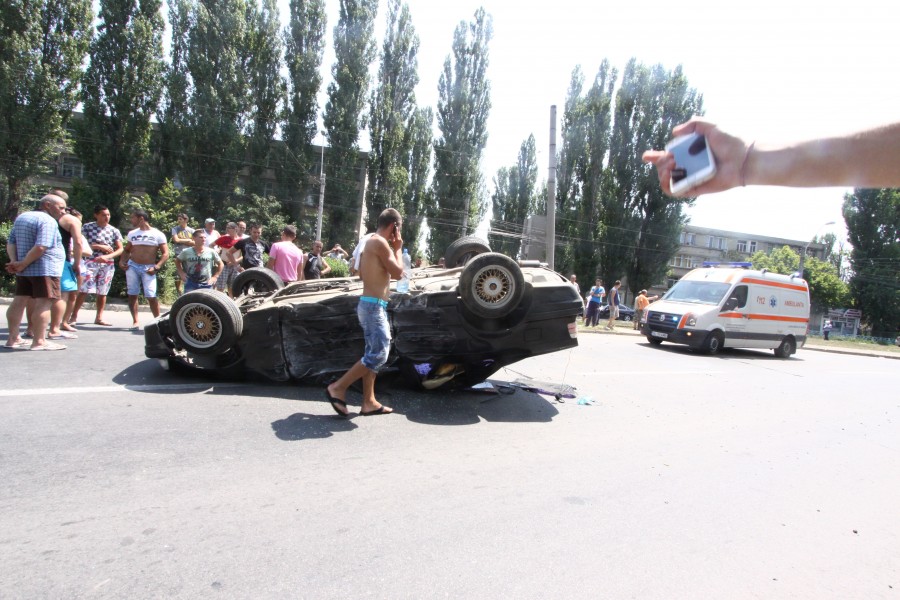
left=170, top=289, right=243, bottom=355
left=705, top=330, right=724, bottom=355
left=774, top=336, right=796, bottom=358
left=622, top=315, right=633, bottom=322
left=231, top=266, right=284, bottom=298
left=647, top=336, right=663, bottom=346
left=458, top=252, right=525, bottom=319
left=444, top=236, right=491, bottom=268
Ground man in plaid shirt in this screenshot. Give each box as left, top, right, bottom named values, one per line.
left=4, top=194, right=68, bottom=350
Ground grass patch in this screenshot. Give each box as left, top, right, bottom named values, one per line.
left=806, top=335, right=900, bottom=353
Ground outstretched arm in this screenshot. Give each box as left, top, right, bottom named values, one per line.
left=642, top=118, right=900, bottom=196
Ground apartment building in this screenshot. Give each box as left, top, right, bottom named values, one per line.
left=667, top=224, right=826, bottom=283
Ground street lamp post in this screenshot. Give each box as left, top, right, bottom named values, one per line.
left=799, top=220, right=835, bottom=278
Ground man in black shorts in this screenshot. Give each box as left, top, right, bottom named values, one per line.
left=5, top=194, right=68, bottom=350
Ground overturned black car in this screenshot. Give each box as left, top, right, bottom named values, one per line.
left=144, top=237, right=582, bottom=389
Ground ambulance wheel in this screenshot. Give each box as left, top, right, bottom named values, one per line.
left=774, top=336, right=796, bottom=358
left=647, top=336, right=663, bottom=346
left=704, top=331, right=724, bottom=355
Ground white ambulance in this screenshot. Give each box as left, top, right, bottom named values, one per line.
left=641, top=263, right=810, bottom=357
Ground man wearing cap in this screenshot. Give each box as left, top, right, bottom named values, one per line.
left=202, top=218, right=220, bottom=248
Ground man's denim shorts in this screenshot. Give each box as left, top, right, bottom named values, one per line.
left=357, top=300, right=391, bottom=371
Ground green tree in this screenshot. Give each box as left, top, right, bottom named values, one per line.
left=554, top=67, right=588, bottom=276
left=182, top=0, right=252, bottom=217
left=152, top=0, right=191, bottom=197
left=428, top=7, right=492, bottom=260
left=366, top=0, right=419, bottom=226
left=842, top=188, right=900, bottom=337
left=277, top=0, right=326, bottom=228
left=750, top=245, right=850, bottom=313
left=401, top=106, right=432, bottom=259
left=243, top=0, right=284, bottom=197
left=490, top=134, right=538, bottom=258
left=619, top=62, right=702, bottom=296
left=0, top=0, right=92, bottom=221
left=74, top=0, right=165, bottom=220
left=322, top=0, right=378, bottom=246
left=222, top=193, right=290, bottom=245
left=556, top=62, right=616, bottom=286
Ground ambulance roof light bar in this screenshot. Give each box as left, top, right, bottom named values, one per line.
left=701, top=261, right=752, bottom=268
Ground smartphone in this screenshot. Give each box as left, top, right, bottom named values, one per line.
left=666, top=132, right=717, bottom=195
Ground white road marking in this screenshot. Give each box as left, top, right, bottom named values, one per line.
left=0, top=382, right=249, bottom=398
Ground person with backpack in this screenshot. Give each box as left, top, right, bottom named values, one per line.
left=303, top=240, right=332, bottom=280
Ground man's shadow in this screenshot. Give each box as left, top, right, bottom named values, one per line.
left=271, top=412, right=359, bottom=440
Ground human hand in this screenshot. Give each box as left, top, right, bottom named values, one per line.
left=642, top=118, right=751, bottom=197
left=94, top=243, right=114, bottom=254
left=6, top=261, right=24, bottom=274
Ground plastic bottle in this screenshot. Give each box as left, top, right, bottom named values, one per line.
left=397, top=248, right=411, bottom=293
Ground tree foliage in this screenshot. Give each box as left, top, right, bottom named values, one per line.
left=366, top=0, right=419, bottom=227
left=490, top=134, right=538, bottom=258
left=0, top=0, right=92, bottom=221
left=750, top=245, right=850, bottom=313
left=244, top=0, right=285, bottom=196
left=322, top=0, right=378, bottom=246
left=428, top=7, right=492, bottom=261
left=842, top=188, right=900, bottom=337
left=401, top=106, right=432, bottom=259
left=181, top=0, right=252, bottom=217
left=75, top=0, right=165, bottom=220
left=555, top=60, right=701, bottom=294
left=277, top=0, right=326, bottom=228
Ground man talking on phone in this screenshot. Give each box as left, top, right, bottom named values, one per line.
left=325, top=208, right=404, bottom=417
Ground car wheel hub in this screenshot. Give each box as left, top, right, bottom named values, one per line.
left=474, top=267, right=513, bottom=308
left=177, top=303, right=223, bottom=349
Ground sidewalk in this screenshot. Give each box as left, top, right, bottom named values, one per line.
left=578, top=322, right=900, bottom=360
left=0, top=296, right=168, bottom=314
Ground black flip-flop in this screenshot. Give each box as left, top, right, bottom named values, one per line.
left=360, top=406, right=393, bottom=416
left=324, top=389, right=349, bottom=417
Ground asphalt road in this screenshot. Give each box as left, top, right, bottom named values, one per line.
left=2, top=308, right=898, bottom=599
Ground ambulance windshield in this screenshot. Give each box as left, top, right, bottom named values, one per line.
left=663, top=280, right=732, bottom=305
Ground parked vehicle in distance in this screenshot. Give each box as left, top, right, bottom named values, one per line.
left=144, top=237, right=584, bottom=389
left=597, top=303, right=636, bottom=322
left=641, top=263, right=810, bottom=357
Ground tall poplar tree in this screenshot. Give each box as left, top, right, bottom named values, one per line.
left=490, top=134, right=538, bottom=258
left=366, top=0, right=419, bottom=228
left=842, top=188, right=900, bottom=337
left=322, top=0, right=377, bottom=245
left=182, top=0, right=251, bottom=217
left=243, top=0, right=285, bottom=197
left=612, top=61, right=702, bottom=296
left=75, top=0, right=165, bottom=217
left=153, top=0, right=191, bottom=197
left=0, top=0, right=92, bottom=221
left=428, top=7, right=492, bottom=260
left=402, top=106, right=433, bottom=259
left=277, top=0, right=326, bottom=232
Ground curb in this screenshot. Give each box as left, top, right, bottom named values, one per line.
left=0, top=296, right=168, bottom=313
left=801, top=344, right=900, bottom=360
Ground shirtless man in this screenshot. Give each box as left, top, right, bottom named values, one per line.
left=325, top=208, right=404, bottom=417
left=119, top=209, right=169, bottom=328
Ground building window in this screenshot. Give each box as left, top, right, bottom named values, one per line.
left=263, top=181, right=275, bottom=197
left=749, top=240, right=757, bottom=253
left=736, top=240, right=748, bottom=253
left=60, top=156, right=83, bottom=179
left=707, top=236, right=726, bottom=250
left=680, top=232, right=696, bottom=246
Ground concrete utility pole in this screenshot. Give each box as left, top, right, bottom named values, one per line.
left=315, top=135, right=326, bottom=241
left=546, top=105, right=557, bottom=269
